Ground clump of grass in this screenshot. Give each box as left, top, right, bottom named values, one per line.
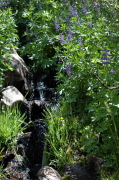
left=0, top=164, right=7, bottom=179
left=44, top=103, right=82, bottom=169
left=0, top=104, right=27, bottom=150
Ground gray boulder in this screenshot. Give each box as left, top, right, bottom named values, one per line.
left=1, top=86, right=26, bottom=106
left=37, top=166, right=62, bottom=180
left=3, top=49, right=33, bottom=95
left=64, top=164, right=91, bottom=180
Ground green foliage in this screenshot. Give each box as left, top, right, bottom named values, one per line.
left=0, top=105, right=27, bottom=150
left=30, top=0, right=119, bottom=171
left=17, top=0, right=119, bottom=171
left=17, top=0, right=60, bottom=71
left=0, top=0, right=119, bottom=175
left=100, top=170, right=119, bottom=180
left=0, top=163, right=7, bottom=179
left=0, top=8, right=18, bottom=87
left=53, top=0, right=119, bottom=169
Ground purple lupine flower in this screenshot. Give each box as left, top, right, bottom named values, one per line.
left=110, top=70, right=115, bottom=73
left=78, top=37, right=82, bottom=42
left=65, top=62, right=73, bottom=77
left=54, top=21, right=60, bottom=31
left=94, top=4, right=100, bottom=16
left=63, top=0, right=67, bottom=6
left=102, top=53, right=108, bottom=56
left=49, top=39, right=54, bottom=44
left=102, top=61, right=110, bottom=64
left=78, top=37, right=83, bottom=46
left=66, top=17, right=70, bottom=24
left=58, top=59, right=63, bottom=64
left=4, top=0, right=9, bottom=5
left=102, top=48, right=107, bottom=52
left=67, top=30, right=73, bottom=41
left=77, top=20, right=80, bottom=26
left=69, top=6, right=78, bottom=16
left=94, top=5, right=99, bottom=10
left=101, top=49, right=109, bottom=60
left=88, top=22, right=92, bottom=27
left=82, top=7, right=89, bottom=14
left=4, top=1, right=7, bottom=5
left=60, top=33, right=66, bottom=44
left=102, top=57, right=109, bottom=60
left=3, top=1, right=7, bottom=5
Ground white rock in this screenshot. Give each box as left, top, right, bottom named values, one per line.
left=1, top=86, right=26, bottom=106
left=37, top=166, right=62, bottom=180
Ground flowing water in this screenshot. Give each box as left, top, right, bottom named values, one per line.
left=1, top=72, right=58, bottom=179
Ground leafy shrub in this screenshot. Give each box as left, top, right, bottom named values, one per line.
left=39, top=0, right=119, bottom=169
left=0, top=8, right=18, bottom=87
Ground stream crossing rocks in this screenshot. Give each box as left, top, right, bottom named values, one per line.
left=37, top=166, right=62, bottom=180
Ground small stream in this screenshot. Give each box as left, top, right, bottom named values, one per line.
left=0, top=69, right=103, bottom=180
left=0, top=71, right=58, bottom=179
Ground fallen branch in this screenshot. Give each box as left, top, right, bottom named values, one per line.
left=93, top=73, right=119, bottom=90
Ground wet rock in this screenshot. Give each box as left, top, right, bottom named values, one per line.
left=87, top=155, right=104, bottom=173
left=25, top=119, right=46, bottom=167
left=29, top=163, right=42, bottom=179
left=0, top=152, right=15, bottom=169
left=1, top=152, right=30, bottom=180
left=4, top=156, right=30, bottom=180
left=15, top=132, right=32, bottom=156
left=37, top=166, right=62, bottom=180
left=28, top=100, right=51, bottom=120
left=3, top=48, right=33, bottom=95
left=64, top=164, right=91, bottom=180
left=1, top=86, right=27, bottom=106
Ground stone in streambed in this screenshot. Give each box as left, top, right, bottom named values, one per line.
left=64, top=164, right=91, bottom=180
left=37, top=166, right=62, bottom=180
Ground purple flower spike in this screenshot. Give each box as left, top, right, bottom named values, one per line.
left=67, top=30, right=73, bottom=41
left=82, top=7, right=89, bottom=14
left=88, top=22, right=92, bottom=27
left=110, top=70, right=115, bottom=73
left=78, top=37, right=82, bottom=42
left=58, top=59, right=63, bottom=64
left=102, top=53, right=108, bottom=56
left=66, top=17, right=70, bottom=24
left=102, top=48, right=107, bottom=52
left=49, top=39, right=54, bottom=44
left=63, top=0, right=67, bottom=6
left=101, top=48, right=109, bottom=60
left=60, top=33, right=66, bottom=44
left=77, top=20, right=80, bottom=26
left=54, top=21, right=60, bottom=31
left=102, top=57, right=109, bottom=60
left=65, top=62, right=73, bottom=77
left=102, top=61, right=110, bottom=64
left=94, top=5, right=99, bottom=10
left=69, top=6, right=78, bottom=17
